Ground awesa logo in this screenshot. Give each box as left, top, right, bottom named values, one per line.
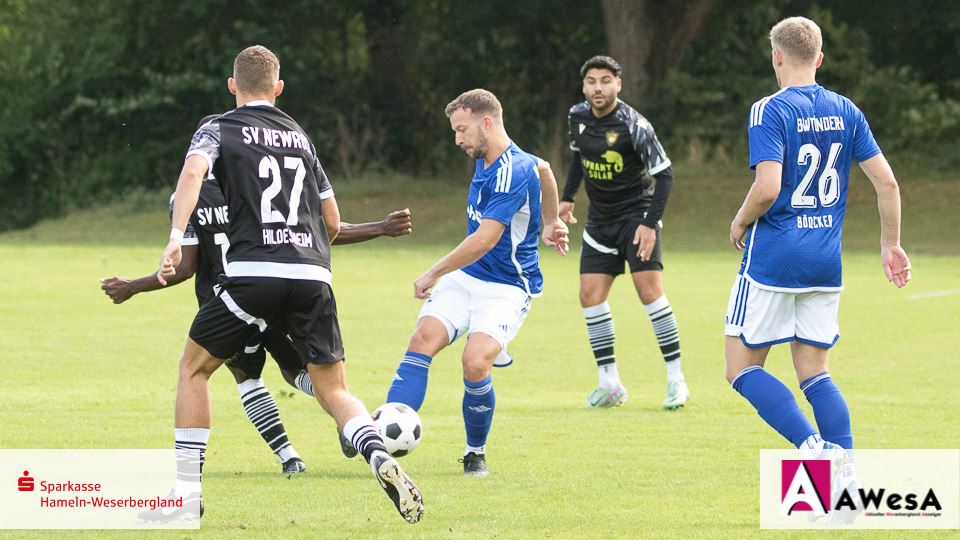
left=780, top=460, right=830, bottom=517
left=780, top=459, right=944, bottom=517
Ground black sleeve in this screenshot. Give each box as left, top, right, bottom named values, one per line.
left=562, top=151, right=584, bottom=203
left=641, top=166, right=673, bottom=228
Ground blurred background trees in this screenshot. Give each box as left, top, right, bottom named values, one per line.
left=1, top=0, right=957, bottom=230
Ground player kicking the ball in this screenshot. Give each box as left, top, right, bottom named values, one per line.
left=383, top=89, right=568, bottom=476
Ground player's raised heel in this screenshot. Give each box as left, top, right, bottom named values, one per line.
left=338, top=429, right=358, bottom=459
left=662, top=380, right=690, bottom=410
left=586, top=384, right=628, bottom=408
left=138, top=489, right=203, bottom=523
left=281, top=457, right=306, bottom=473
left=371, top=452, right=423, bottom=524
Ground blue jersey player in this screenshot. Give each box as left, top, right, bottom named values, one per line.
left=724, top=17, right=911, bottom=523
left=385, top=89, right=568, bottom=476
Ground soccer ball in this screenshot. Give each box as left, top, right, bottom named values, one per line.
left=372, top=402, right=422, bottom=457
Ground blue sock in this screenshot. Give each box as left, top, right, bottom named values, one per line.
left=462, top=376, right=495, bottom=449
left=386, top=351, right=432, bottom=410
left=801, top=372, right=852, bottom=449
left=732, top=366, right=817, bottom=448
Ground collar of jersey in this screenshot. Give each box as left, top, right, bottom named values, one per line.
left=243, top=99, right=275, bottom=108
left=478, top=140, right=515, bottom=174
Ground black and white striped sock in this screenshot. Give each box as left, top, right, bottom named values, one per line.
left=293, top=369, right=314, bottom=397
left=342, top=416, right=388, bottom=463
left=237, top=379, right=299, bottom=463
left=583, top=302, right=616, bottom=365
left=643, top=295, right=684, bottom=381
left=174, top=428, right=208, bottom=495
left=583, top=302, right=620, bottom=389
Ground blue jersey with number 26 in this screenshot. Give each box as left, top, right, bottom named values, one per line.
left=743, top=84, right=881, bottom=291
left=461, top=141, right=543, bottom=296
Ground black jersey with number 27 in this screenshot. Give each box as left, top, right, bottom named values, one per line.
left=186, top=103, right=335, bottom=283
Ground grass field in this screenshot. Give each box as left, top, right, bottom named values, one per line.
left=1, top=245, right=958, bottom=539
left=1, top=169, right=958, bottom=538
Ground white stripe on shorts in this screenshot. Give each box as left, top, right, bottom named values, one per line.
left=220, top=290, right=267, bottom=332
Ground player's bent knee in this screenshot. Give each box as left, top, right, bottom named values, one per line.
left=408, top=322, right=448, bottom=355
left=179, top=339, right=225, bottom=380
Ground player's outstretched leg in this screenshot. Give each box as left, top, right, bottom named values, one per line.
left=387, top=317, right=450, bottom=410
left=642, top=295, right=689, bottom=409
left=285, top=368, right=359, bottom=459
left=387, top=351, right=433, bottom=410
left=309, top=362, right=423, bottom=523
left=236, top=378, right=305, bottom=473
left=582, top=301, right=628, bottom=407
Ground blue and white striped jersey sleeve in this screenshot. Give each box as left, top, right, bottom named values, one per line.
left=482, top=161, right=532, bottom=226
left=748, top=96, right=785, bottom=169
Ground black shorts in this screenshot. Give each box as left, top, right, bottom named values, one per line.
left=580, top=219, right=664, bottom=276
left=226, top=327, right=305, bottom=379
left=189, top=277, right=344, bottom=365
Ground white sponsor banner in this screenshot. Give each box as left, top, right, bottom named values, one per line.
left=0, top=450, right=199, bottom=529
left=760, top=449, right=959, bottom=529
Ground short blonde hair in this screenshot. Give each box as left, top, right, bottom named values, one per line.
left=770, top=17, right=822, bottom=64
left=233, top=45, right=280, bottom=95
left=444, top=89, right=503, bottom=121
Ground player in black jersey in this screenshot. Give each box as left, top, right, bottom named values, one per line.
left=562, top=55, right=690, bottom=410
left=100, top=121, right=413, bottom=475
left=145, top=46, right=423, bottom=524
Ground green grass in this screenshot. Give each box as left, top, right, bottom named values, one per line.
left=1, top=165, right=957, bottom=537
left=4, top=164, right=958, bottom=254
left=0, top=242, right=958, bottom=538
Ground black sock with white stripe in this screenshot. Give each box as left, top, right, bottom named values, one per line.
left=342, top=416, right=388, bottom=463
left=174, top=428, right=209, bottom=496
left=237, top=379, right=300, bottom=463
left=643, top=295, right=684, bottom=382
left=583, top=302, right=621, bottom=390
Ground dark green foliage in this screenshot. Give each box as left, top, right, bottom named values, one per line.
left=0, top=0, right=956, bottom=231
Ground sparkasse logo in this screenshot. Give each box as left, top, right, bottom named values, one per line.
left=18, top=470, right=35, bottom=492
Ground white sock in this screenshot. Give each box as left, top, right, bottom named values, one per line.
left=277, top=446, right=300, bottom=463
left=174, top=427, right=209, bottom=495
left=666, top=359, right=684, bottom=383
left=598, top=363, right=621, bottom=390
left=465, top=445, right=485, bottom=456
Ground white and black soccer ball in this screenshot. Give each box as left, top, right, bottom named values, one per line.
left=372, top=402, right=422, bottom=457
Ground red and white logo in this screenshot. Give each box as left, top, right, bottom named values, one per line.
left=780, top=460, right=830, bottom=517
left=18, top=470, right=35, bottom=492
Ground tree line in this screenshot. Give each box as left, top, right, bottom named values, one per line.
left=1, top=0, right=957, bottom=230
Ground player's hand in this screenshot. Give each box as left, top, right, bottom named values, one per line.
left=881, top=244, right=912, bottom=288
left=99, top=277, right=136, bottom=304
left=381, top=209, right=412, bottom=237
left=414, top=271, right=438, bottom=299
left=542, top=219, right=569, bottom=256
left=632, top=224, right=657, bottom=262
left=559, top=201, right=577, bottom=225
left=158, top=239, right=182, bottom=286
left=730, top=219, right=749, bottom=251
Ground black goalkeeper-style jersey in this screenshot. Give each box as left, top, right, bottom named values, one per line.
left=565, top=100, right=672, bottom=223
left=171, top=180, right=230, bottom=306
left=186, top=101, right=334, bottom=282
